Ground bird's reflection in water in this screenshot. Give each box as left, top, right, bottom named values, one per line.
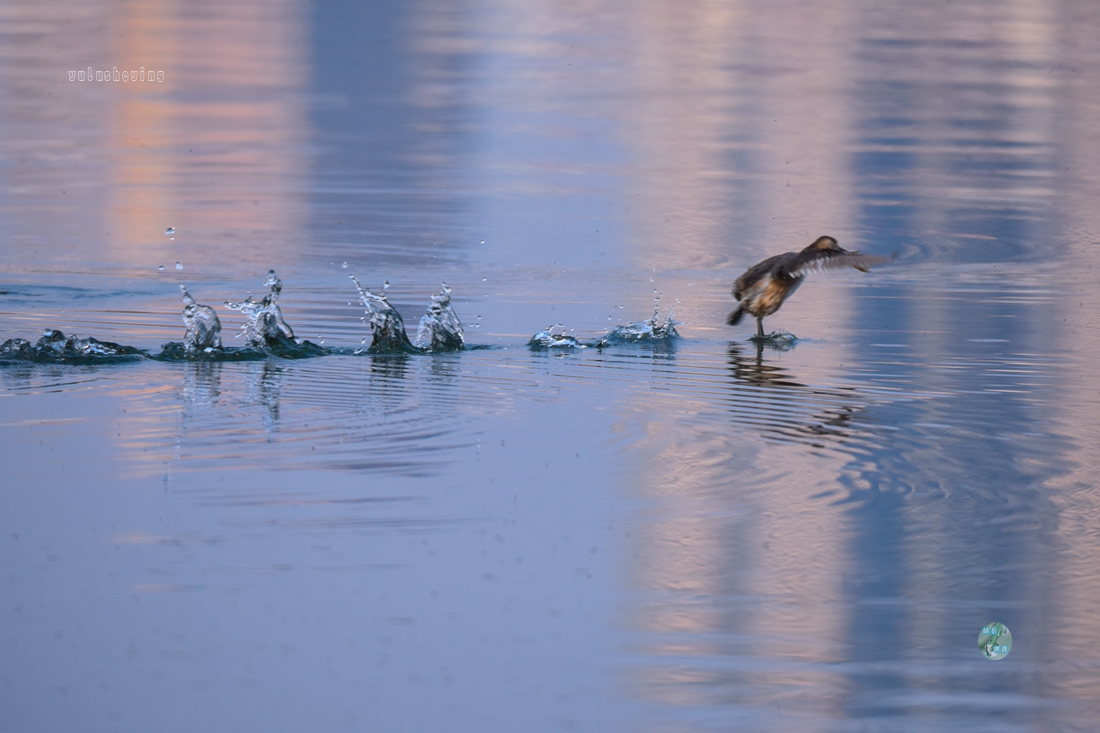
left=726, top=341, right=869, bottom=450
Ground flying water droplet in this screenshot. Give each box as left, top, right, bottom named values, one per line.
left=383, top=280, right=390, bottom=291
left=175, top=261, right=183, bottom=270
left=341, top=262, right=348, bottom=269
left=157, top=265, right=165, bottom=271
left=165, top=227, right=175, bottom=236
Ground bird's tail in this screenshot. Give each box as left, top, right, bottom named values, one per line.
left=727, top=306, right=744, bottom=326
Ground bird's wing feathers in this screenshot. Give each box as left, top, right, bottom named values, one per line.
left=785, top=251, right=891, bottom=278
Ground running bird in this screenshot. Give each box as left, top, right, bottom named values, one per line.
left=728, top=236, right=889, bottom=338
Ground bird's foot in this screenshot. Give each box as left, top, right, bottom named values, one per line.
left=748, top=330, right=799, bottom=350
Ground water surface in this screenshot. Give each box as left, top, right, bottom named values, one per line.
left=3, top=1, right=1100, bottom=731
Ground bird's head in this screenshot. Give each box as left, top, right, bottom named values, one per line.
left=806, top=236, right=843, bottom=252
left=802, top=235, right=871, bottom=271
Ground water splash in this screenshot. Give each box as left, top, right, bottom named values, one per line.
left=0, top=329, right=146, bottom=364
left=528, top=296, right=680, bottom=350
left=349, top=275, right=418, bottom=354
left=593, top=296, right=679, bottom=347
left=180, top=284, right=222, bottom=354
left=3, top=276, right=683, bottom=365
left=749, top=329, right=799, bottom=350
left=158, top=270, right=325, bottom=360
left=528, top=324, right=585, bottom=349
left=225, top=270, right=298, bottom=349
left=415, top=282, right=464, bottom=352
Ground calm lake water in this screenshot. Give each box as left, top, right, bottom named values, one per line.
left=3, top=1, right=1100, bottom=731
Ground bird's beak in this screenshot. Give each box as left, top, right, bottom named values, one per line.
left=855, top=266, right=869, bottom=273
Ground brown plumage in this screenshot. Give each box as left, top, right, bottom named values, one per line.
left=728, top=236, right=889, bottom=338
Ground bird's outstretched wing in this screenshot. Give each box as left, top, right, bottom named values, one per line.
left=785, top=251, right=892, bottom=278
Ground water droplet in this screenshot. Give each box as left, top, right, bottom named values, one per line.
left=480, top=240, right=485, bottom=244
left=482, top=277, right=487, bottom=282
left=175, top=261, right=183, bottom=270
left=165, top=227, right=175, bottom=236
left=341, top=262, right=348, bottom=269
left=383, top=281, right=390, bottom=291
left=157, top=265, right=165, bottom=271
left=649, top=277, right=654, bottom=282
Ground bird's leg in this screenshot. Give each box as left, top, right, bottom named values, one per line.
left=756, top=317, right=765, bottom=339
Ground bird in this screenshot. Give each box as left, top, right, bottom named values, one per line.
left=728, top=236, right=889, bottom=339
